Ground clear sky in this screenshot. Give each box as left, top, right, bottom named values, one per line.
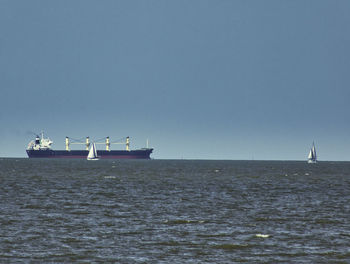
left=1, top=0, right=349, bottom=160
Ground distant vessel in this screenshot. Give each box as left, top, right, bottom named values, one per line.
left=26, top=132, right=153, bottom=159
left=87, top=143, right=99, bottom=160
left=307, top=142, right=317, bottom=163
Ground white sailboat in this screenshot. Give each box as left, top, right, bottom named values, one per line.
left=87, top=143, right=99, bottom=160
left=307, top=142, right=317, bottom=163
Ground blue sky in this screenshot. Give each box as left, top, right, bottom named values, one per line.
left=1, top=0, right=350, bottom=160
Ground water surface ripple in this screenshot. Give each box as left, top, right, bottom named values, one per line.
left=1, top=159, right=350, bottom=263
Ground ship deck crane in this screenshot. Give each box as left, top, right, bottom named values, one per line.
left=65, top=136, right=130, bottom=151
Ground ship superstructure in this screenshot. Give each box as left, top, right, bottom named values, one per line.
left=26, top=132, right=153, bottom=159
left=27, top=132, right=53, bottom=150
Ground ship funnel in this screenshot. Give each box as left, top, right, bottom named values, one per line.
left=86, top=137, right=90, bottom=150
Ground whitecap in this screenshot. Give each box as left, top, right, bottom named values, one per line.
left=255, top=234, right=270, bottom=238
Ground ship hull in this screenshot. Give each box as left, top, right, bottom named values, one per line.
left=26, top=149, right=153, bottom=159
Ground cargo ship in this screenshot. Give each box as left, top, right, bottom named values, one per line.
left=26, top=132, right=153, bottom=159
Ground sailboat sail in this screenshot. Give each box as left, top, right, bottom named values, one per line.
left=87, top=143, right=99, bottom=160
left=94, top=143, right=98, bottom=158
left=307, top=142, right=317, bottom=163
left=308, top=150, right=313, bottom=159
left=312, top=145, right=316, bottom=160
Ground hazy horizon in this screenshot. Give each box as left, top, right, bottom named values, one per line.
left=1, top=0, right=350, bottom=161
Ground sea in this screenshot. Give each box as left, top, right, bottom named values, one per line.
left=0, top=158, right=349, bottom=263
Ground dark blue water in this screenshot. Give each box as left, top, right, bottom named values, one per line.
left=1, top=159, right=350, bottom=263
